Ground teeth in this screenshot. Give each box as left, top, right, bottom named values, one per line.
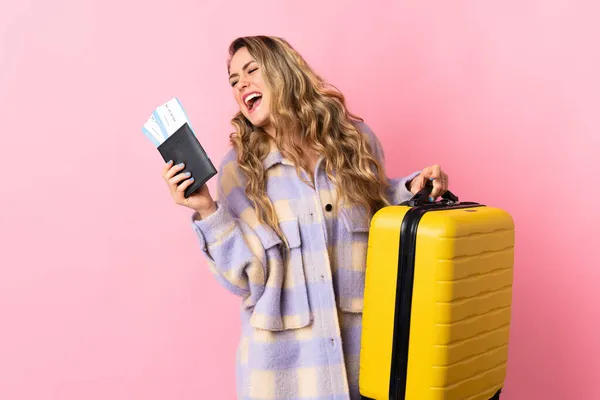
left=244, top=93, right=261, bottom=106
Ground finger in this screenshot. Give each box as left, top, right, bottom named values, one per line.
left=424, top=164, right=441, bottom=180
left=169, top=171, right=192, bottom=187
left=176, top=176, right=195, bottom=193
left=430, top=171, right=449, bottom=200
left=409, top=172, right=428, bottom=194
left=440, top=171, right=449, bottom=193
left=164, top=162, right=185, bottom=181
left=420, top=166, right=432, bottom=180
left=162, top=160, right=174, bottom=175
left=426, top=165, right=442, bottom=199
left=430, top=179, right=445, bottom=200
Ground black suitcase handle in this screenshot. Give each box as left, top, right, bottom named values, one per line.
left=401, top=179, right=459, bottom=207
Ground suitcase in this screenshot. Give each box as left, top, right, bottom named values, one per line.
left=359, top=183, right=514, bottom=400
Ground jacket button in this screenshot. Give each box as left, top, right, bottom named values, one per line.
left=325, top=204, right=332, bottom=212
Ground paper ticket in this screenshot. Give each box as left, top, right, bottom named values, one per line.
left=142, top=97, right=192, bottom=147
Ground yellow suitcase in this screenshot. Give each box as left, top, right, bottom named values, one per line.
left=359, top=185, right=514, bottom=400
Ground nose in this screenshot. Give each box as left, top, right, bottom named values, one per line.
left=237, top=77, right=250, bottom=91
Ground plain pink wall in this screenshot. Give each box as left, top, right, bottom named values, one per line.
left=1, top=0, right=598, bottom=399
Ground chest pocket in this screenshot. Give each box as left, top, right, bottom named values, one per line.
left=336, top=204, right=371, bottom=313
left=249, top=217, right=312, bottom=331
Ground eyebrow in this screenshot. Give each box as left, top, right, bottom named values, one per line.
left=229, top=60, right=255, bottom=80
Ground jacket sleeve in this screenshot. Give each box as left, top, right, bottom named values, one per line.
left=190, top=153, right=313, bottom=331
left=190, top=154, right=271, bottom=307
left=355, top=121, right=421, bottom=205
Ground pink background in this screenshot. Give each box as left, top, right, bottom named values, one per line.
left=1, top=0, right=598, bottom=399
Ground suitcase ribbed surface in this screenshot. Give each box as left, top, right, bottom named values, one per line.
left=359, top=204, right=514, bottom=400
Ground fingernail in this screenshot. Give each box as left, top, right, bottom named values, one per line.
left=430, top=177, right=434, bottom=181
left=177, top=163, right=184, bottom=168
left=429, top=196, right=434, bottom=202
left=189, top=177, right=195, bottom=182
left=167, top=160, right=173, bottom=165
left=185, top=172, right=191, bottom=177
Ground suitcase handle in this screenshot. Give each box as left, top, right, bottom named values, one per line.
left=402, top=180, right=459, bottom=206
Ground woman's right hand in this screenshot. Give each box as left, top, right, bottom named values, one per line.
left=162, top=160, right=217, bottom=218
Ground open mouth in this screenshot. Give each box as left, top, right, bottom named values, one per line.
left=243, top=92, right=263, bottom=113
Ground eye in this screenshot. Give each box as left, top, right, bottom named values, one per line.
left=249, top=67, right=258, bottom=74
left=230, top=80, right=238, bottom=87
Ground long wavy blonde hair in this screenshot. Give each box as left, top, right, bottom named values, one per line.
left=227, top=35, right=391, bottom=241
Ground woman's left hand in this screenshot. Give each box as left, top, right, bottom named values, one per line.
left=408, top=164, right=449, bottom=201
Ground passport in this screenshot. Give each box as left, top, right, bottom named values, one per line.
left=142, top=97, right=217, bottom=198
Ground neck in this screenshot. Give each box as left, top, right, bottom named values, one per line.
left=262, top=121, right=276, bottom=139
left=262, top=123, right=296, bottom=150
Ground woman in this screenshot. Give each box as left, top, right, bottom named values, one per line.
left=162, top=35, right=449, bottom=400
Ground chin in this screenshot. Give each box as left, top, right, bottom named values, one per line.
left=243, top=109, right=269, bottom=128
left=250, top=115, right=269, bottom=128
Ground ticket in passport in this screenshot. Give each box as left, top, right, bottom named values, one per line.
left=142, top=97, right=192, bottom=147
left=142, top=97, right=217, bottom=197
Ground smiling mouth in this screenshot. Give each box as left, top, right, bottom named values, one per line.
left=244, top=92, right=263, bottom=113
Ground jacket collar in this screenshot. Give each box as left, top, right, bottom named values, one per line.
left=262, top=140, right=296, bottom=170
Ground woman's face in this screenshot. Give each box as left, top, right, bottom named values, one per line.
left=229, top=47, right=272, bottom=130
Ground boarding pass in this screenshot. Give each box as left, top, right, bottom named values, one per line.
left=142, top=97, right=193, bottom=147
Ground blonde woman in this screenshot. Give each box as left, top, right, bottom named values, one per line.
left=163, top=36, right=449, bottom=400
